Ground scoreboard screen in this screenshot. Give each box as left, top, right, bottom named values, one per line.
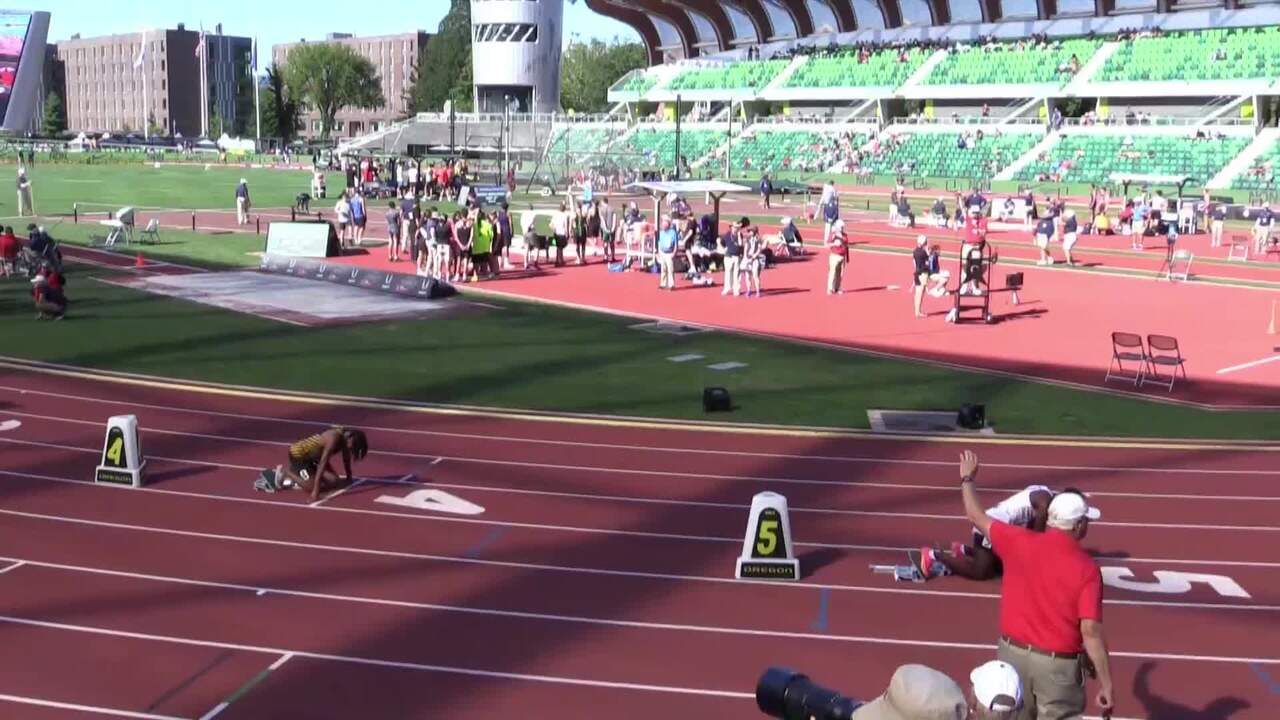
left=0, top=11, right=31, bottom=122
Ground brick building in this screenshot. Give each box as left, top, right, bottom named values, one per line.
left=272, top=31, right=430, bottom=140
left=54, top=24, right=251, bottom=137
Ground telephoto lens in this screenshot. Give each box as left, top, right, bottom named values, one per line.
left=756, top=667, right=862, bottom=720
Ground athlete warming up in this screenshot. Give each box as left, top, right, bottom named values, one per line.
left=912, top=484, right=1090, bottom=581
left=257, top=427, right=369, bottom=500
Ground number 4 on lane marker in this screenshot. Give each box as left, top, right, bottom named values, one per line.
left=375, top=489, right=485, bottom=516
left=0, top=420, right=20, bottom=433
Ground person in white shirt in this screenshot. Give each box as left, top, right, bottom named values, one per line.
left=334, top=193, right=352, bottom=247
left=914, top=484, right=1060, bottom=581
left=550, top=202, right=570, bottom=267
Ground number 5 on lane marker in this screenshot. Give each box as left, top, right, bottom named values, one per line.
left=375, top=489, right=485, bottom=516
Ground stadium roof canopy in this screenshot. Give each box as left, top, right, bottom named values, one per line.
left=583, top=0, right=1254, bottom=62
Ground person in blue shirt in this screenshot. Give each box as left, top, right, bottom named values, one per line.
left=350, top=191, right=367, bottom=246
left=1253, top=205, right=1275, bottom=254
left=656, top=216, right=679, bottom=290
left=235, top=179, right=251, bottom=225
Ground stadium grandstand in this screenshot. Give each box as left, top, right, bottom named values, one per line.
left=340, top=2, right=1280, bottom=202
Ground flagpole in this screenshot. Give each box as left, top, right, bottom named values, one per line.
left=199, top=26, right=208, bottom=137
left=254, top=37, right=261, bottom=143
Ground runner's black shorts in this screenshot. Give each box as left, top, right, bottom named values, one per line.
left=290, top=458, right=319, bottom=482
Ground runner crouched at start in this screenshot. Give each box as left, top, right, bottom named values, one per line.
left=259, top=427, right=368, bottom=500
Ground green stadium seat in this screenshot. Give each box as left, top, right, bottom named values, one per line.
left=1014, top=133, right=1249, bottom=186
left=617, top=128, right=725, bottom=168
left=925, top=39, right=1100, bottom=86
left=728, top=130, right=865, bottom=172
left=1230, top=142, right=1280, bottom=192
left=857, top=132, right=1039, bottom=179
left=667, top=60, right=789, bottom=92
left=1099, top=28, right=1280, bottom=83
left=783, top=49, right=928, bottom=90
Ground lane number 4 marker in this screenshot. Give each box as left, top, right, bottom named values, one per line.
left=375, top=489, right=486, bottom=516
left=1101, top=567, right=1251, bottom=599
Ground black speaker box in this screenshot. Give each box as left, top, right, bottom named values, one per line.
left=703, top=387, right=731, bottom=412
left=957, top=403, right=986, bottom=430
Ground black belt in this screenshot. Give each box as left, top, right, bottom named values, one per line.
left=1000, top=636, right=1080, bottom=660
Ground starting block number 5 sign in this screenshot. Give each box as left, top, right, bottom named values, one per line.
left=95, top=415, right=146, bottom=487
left=735, top=491, right=800, bottom=581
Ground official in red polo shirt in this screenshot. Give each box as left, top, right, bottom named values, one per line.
left=957, top=450, right=1114, bottom=720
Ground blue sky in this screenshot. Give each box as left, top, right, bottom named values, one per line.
left=37, top=0, right=638, bottom=69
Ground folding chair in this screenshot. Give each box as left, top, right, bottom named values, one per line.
left=100, top=207, right=135, bottom=247
left=1144, top=334, right=1187, bottom=392
left=140, top=218, right=161, bottom=244
left=1167, top=249, right=1193, bottom=281
left=1105, top=332, right=1147, bottom=386
left=1227, top=235, right=1249, bottom=262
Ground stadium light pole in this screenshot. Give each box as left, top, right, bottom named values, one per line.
left=674, top=93, right=682, bottom=180
left=724, top=99, right=732, bottom=179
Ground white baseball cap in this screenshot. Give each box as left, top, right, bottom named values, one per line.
left=970, top=660, right=1022, bottom=713
left=853, top=664, right=967, bottom=720
left=240, top=178, right=248, bottom=184
left=916, top=234, right=928, bottom=246
left=1049, top=492, right=1101, bottom=524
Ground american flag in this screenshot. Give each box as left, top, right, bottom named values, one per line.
left=195, top=31, right=205, bottom=58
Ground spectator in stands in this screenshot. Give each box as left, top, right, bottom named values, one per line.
left=600, top=199, right=618, bottom=264
left=957, top=450, right=1113, bottom=720
left=826, top=219, right=848, bottom=295
left=385, top=201, right=402, bottom=263
left=656, top=216, right=679, bottom=290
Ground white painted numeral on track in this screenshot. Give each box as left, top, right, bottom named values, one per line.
left=375, top=489, right=485, bottom=516
left=0, top=420, right=20, bottom=433
left=1101, top=567, right=1251, bottom=598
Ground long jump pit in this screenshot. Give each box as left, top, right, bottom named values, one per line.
left=104, top=271, right=470, bottom=326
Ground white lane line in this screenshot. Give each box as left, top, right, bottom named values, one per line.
left=0, top=693, right=185, bottom=719
left=3, top=465, right=1279, bottom=568
left=197, top=653, right=294, bottom=720
left=2, top=385, right=1278, bottom=474
left=0, top=561, right=24, bottom=575
left=4, top=425, right=1280, bottom=506
left=309, top=479, right=366, bottom=508
left=1, top=504, right=1277, bottom=611
left=1217, top=354, right=1280, bottom=375
left=0, top=614, right=756, bottom=700
left=0, top=558, right=1276, bottom=664
left=4, top=439, right=1279, bottom=539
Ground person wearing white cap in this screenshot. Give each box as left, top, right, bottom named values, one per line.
left=235, top=178, right=251, bottom=226
left=851, top=663, right=967, bottom=720
left=826, top=218, right=848, bottom=294
left=969, top=660, right=1022, bottom=719
left=957, top=450, right=1114, bottom=720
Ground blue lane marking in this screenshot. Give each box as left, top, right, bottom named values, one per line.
left=1250, top=663, right=1280, bottom=695
left=810, top=587, right=829, bottom=632
left=462, top=526, right=508, bottom=559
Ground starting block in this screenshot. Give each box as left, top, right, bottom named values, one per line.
left=735, top=491, right=800, bottom=581
left=871, top=563, right=925, bottom=583
left=94, top=414, right=146, bottom=486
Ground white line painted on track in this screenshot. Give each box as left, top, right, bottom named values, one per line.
left=4, top=439, right=1277, bottom=538
left=4, top=421, right=1279, bottom=506
left=2, top=463, right=1278, bottom=568
left=2, top=385, right=1278, bottom=474
left=0, top=561, right=24, bottom=575
left=0, top=502, right=1274, bottom=610
left=198, top=653, right=294, bottom=720
left=0, top=557, right=1274, bottom=664
left=0, top=614, right=757, bottom=700
left=0, top=693, right=186, bottom=719
left=0, top=420, right=20, bottom=432
left=309, top=479, right=365, bottom=508
left=1217, top=354, right=1280, bottom=375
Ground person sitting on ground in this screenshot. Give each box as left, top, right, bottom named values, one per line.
left=266, top=427, right=369, bottom=501
left=31, top=262, right=67, bottom=320
left=772, top=217, right=805, bottom=258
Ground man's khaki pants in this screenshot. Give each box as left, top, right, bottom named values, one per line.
left=997, top=638, right=1086, bottom=720
left=827, top=253, right=845, bottom=293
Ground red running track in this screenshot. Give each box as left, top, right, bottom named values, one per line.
left=0, top=362, right=1277, bottom=719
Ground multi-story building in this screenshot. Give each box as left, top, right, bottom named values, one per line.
left=272, top=31, right=430, bottom=139
left=54, top=23, right=252, bottom=137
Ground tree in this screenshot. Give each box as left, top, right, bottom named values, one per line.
left=41, top=93, right=66, bottom=136
left=208, top=109, right=226, bottom=139
left=407, top=0, right=473, bottom=113
left=284, top=43, right=384, bottom=139
left=147, top=112, right=164, bottom=138
left=560, top=37, right=647, bottom=113
left=262, top=65, right=301, bottom=144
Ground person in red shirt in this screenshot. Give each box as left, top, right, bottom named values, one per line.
left=958, top=450, right=1114, bottom=720
left=0, top=225, right=18, bottom=278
